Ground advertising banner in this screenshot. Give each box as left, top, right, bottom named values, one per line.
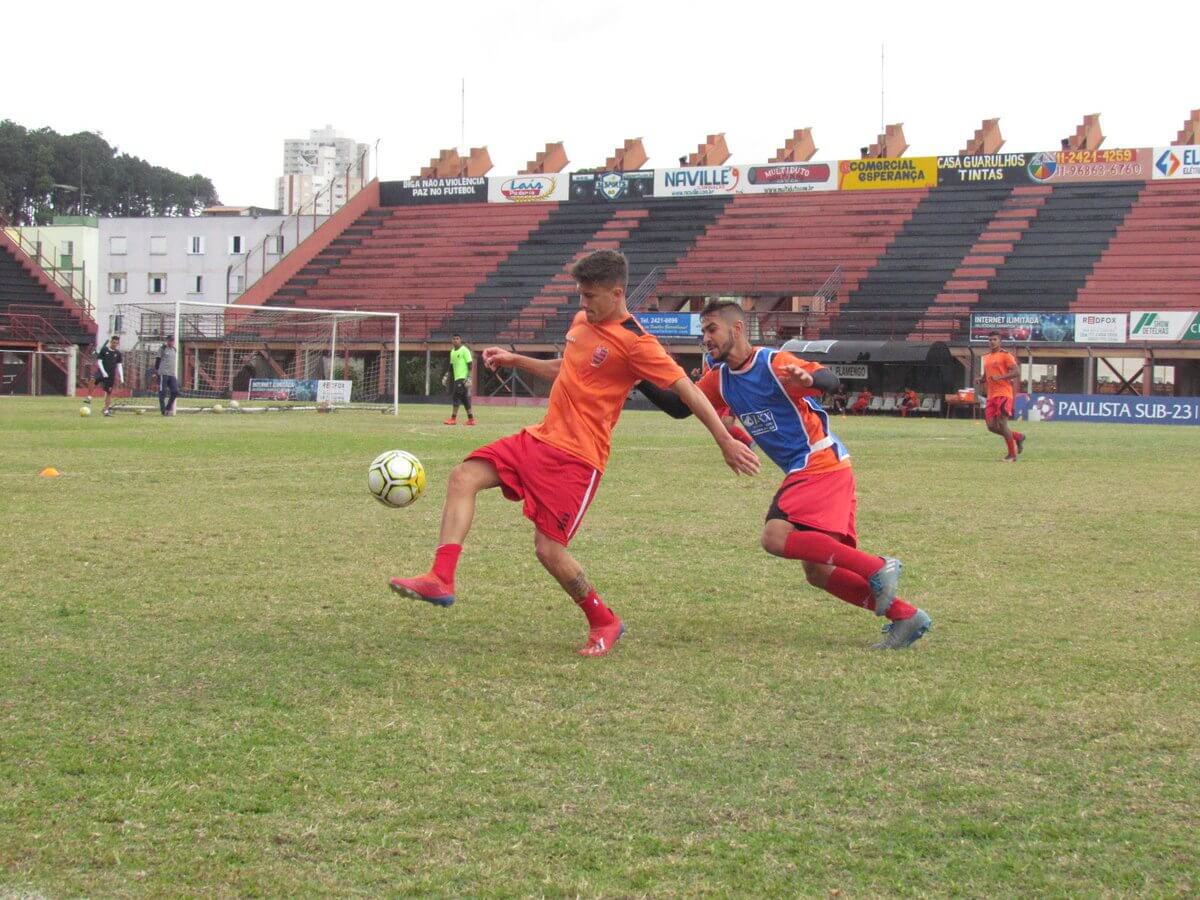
left=838, top=157, right=937, bottom=190
left=487, top=174, right=570, bottom=203
left=381, top=176, right=488, bottom=205
left=1151, top=146, right=1200, bottom=179
left=1128, top=311, right=1200, bottom=341
left=317, top=380, right=353, bottom=405
left=969, top=312, right=1076, bottom=343
left=937, top=153, right=1036, bottom=186
left=825, top=363, right=868, bottom=380
left=1024, top=148, right=1150, bottom=184
left=654, top=165, right=743, bottom=198
left=570, top=171, right=654, bottom=202
left=248, top=378, right=318, bottom=401
left=636, top=312, right=701, bottom=337
left=1016, top=393, right=1200, bottom=425
left=741, top=162, right=837, bottom=194
left=1073, top=313, right=1127, bottom=343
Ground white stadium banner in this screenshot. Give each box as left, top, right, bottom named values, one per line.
left=487, top=174, right=570, bottom=203
left=654, top=165, right=743, bottom=198
left=1128, top=310, right=1200, bottom=341
left=317, top=380, right=353, bottom=405
left=1074, top=313, right=1127, bottom=343
left=1152, top=146, right=1200, bottom=180
left=740, top=161, right=838, bottom=194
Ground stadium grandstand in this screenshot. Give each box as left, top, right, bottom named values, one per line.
left=0, top=223, right=96, bottom=396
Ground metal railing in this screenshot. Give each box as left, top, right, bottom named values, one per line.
left=0, top=214, right=95, bottom=318
left=226, top=141, right=377, bottom=300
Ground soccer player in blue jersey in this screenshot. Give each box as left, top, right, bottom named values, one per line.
left=639, top=300, right=932, bottom=649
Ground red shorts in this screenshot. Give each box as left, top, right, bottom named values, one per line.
left=467, top=430, right=601, bottom=547
left=985, top=395, right=1014, bottom=420
left=765, top=467, right=859, bottom=548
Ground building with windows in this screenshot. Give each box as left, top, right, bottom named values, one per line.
left=276, top=125, right=370, bottom=215
left=97, top=211, right=327, bottom=342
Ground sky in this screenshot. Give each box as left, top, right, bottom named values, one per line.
left=7, top=0, right=1200, bottom=209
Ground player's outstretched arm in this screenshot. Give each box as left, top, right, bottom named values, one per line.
left=482, top=347, right=562, bottom=382
left=669, top=377, right=759, bottom=476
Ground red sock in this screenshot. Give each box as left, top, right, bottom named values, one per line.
left=825, top=569, right=918, bottom=621
left=1004, top=435, right=1017, bottom=457
left=575, top=588, right=615, bottom=627
left=431, top=543, right=462, bottom=585
left=1012, top=430, right=1024, bottom=442
left=783, top=531, right=884, bottom=581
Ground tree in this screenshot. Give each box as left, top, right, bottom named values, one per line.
left=0, top=119, right=220, bottom=224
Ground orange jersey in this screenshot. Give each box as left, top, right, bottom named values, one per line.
left=526, top=311, right=686, bottom=471
left=982, top=351, right=1018, bottom=400
left=696, top=349, right=851, bottom=476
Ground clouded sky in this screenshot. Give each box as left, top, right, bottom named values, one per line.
left=8, top=0, right=1198, bottom=208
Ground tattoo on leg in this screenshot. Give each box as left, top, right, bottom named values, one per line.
left=563, top=572, right=594, bottom=601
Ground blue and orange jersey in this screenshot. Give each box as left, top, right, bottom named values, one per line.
left=697, top=348, right=850, bottom=476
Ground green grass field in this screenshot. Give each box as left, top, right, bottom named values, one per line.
left=2, top=397, right=1198, bottom=896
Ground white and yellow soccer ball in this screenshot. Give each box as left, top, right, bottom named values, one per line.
left=79, top=406, right=91, bottom=417
left=368, top=450, right=426, bottom=508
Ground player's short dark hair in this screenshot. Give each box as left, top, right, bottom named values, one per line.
left=571, top=250, right=628, bottom=288
left=452, top=333, right=461, bottom=339
left=700, top=299, right=745, bottom=320
left=110, top=335, right=120, bottom=342
left=988, top=330, right=1001, bottom=338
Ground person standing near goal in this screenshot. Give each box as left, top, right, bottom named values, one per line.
left=154, top=335, right=180, bottom=416
left=444, top=334, right=476, bottom=426
left=976, top=331, right=1027, bottom=461
left=391, top=250, right=760, bottom=657
left=89, top=335, right=123, bottom=416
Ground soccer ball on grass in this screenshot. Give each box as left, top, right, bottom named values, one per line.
left=368, top=450, right=426, bottom=508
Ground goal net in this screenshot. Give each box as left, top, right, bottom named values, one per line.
left=112, top=301, right=399, bottom=413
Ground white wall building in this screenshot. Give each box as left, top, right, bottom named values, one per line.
left=97, top=212, right=328, bottom=342
left=276, top=125, right=370, bottom=215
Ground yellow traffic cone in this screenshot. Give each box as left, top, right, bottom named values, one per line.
left=39, top=467, right=60, bottom=478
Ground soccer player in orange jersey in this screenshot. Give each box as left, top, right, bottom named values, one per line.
left=389, top=251, right=760, bottom=657
left=638, top=301, right=932, bottom=649
left=977, top=331, right=1027, bottom=461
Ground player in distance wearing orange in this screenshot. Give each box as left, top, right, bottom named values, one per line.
left=389, top=251, right=759, bottom=657
left=638, top=301, right=932, bottom=649
left=977, top=331, right=1027, bottom=461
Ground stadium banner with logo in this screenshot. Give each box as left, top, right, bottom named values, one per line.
left=380, top=177, right=488, bottom=206
left=636, top=312, right=701, bottom=337
left=1151, top=146, right=1200, bottom=180
left=570, top=171, right=655, bottom=202
left=1023, top=148, right=1151, bottom=184
left=487, top=174, right=570, bottom=203
left=741, top=161, right=837, bottom=194
left=1073, top=313, right=1127, bottom=344
left=969, top=312, right=1076, bottom=343
left=1128, top=310, right=1200, bottom=341
left=248, top=378, right=319, bottom=401
left=1015, top=393, right=1200, bottom=425
left=654, top=165, right=743, bottom=198
left=826, top=363, right=868, bottom=380
left=838, top=157, right=938, bottom=190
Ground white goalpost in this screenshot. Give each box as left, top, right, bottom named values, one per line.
left=112, top=301, right=400, bottom=414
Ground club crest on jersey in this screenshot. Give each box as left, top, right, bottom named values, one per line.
left=590, top=345, right=610, bottom=368
left=739, top=409, right=779, bottom=436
